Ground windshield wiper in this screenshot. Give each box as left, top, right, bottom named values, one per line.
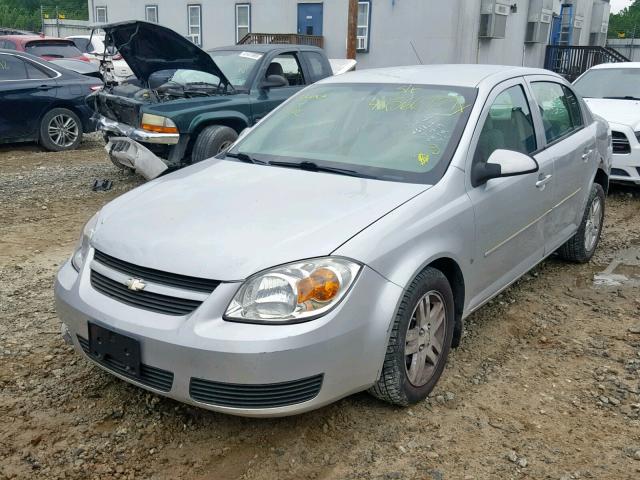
left=268, top=160, right=373, bottom=179
left=224, top=152, right=267, bottom=165
left=603, top=96, right=640, bottom=101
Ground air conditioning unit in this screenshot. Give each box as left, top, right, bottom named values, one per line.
left=525, top=0, right=553, bottom=43
left=479, top=0, right=511, bottom=39
left=357, top=37, right=366, bottom=50
left=573, top=16, right=584, bottom=44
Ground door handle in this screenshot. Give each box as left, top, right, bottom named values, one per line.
left=582, top=149, right=593, bottom=161
left=38, top=85, right=53, bottom=90
left=536, top=174, right=553, bottom=190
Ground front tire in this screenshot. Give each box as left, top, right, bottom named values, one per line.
left=191, top=125, right=238, bottom=163
left=39, top=108, right=83, bottom=152
left=557, top=183, right=605, bottom=263
left=369, top=267, right=455, bottom=406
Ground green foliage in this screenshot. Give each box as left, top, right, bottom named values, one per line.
left=609, top=0, right=640, bottom=38
left=0, top=1, right=88, bottom=32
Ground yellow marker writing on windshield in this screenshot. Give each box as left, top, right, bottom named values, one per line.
left=417, top=153, right=430, bottom=166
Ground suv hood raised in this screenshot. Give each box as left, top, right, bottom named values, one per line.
left=91, top=160, right=429, bottom=281
left=583, top=98, right=640, bottom=130
left=101, top=21, right=231, bottom=86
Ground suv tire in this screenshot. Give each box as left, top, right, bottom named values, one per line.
left=369, top=267, right=455, bottom=406
left=191, top=125, right=238, bottom=163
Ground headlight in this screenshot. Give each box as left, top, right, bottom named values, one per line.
left=224, top=257, right=362, bottom=323
left=71, top=212, right=99, bottom=272
left=140, top=113, right=178, bottom=134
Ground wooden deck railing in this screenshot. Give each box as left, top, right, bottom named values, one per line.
left=238, top=33, right=324, bottom=48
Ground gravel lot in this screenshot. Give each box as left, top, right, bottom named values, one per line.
left=1, top=137, right=640, bottom=480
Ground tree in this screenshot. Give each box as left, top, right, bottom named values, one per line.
left=0, top=1, right=88, bottom=31
left=609, top=0, right=640, bottom=38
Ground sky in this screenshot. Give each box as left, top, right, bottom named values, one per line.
left=611, top=0, right=633, bottom=14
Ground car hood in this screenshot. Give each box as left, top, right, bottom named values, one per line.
left=583, top=98, right=640, bottom=130
left=91, top=160, right=429, bottom=281
left=101, top=21, right=231, bottom=87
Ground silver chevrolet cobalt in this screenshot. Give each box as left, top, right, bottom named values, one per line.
left=56, top=65, right=611, bottom=416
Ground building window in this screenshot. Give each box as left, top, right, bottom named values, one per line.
left=187, top=4, right=202, bottom=46
left=357, top=1, right=371, bottom=52
left=95, top=6, right=108, bottom=23
left=145, top=5, right=158, bottom=23
left=235, top=4, right=251, bottom=43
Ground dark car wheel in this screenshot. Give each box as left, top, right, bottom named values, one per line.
left=369, top=267, right=455, bottom=406
left=557, top=183, right=605, bottom=263
left=39, top=108, right=83, bottom=152
left=191, top=125, right=238, bottom=163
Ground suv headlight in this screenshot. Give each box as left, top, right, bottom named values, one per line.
left=140, top=113, right=178, bottom=134
left=224, top=257, right=362, bottom=323
left=71, top=212, right=99, bottom=272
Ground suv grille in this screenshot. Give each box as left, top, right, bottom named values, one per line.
left=612, top=131, right=631, bottom=154
left=93, top=250, right=220, bottom=293
left=90, top=270, right=202, bottom=316
left=189, top=374, right=324, bottom=409
left=77, top=336, right=173, bottom=392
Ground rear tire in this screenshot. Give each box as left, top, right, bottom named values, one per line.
left=39, top=108, right=83, bottom=152
left=369, top=267, right=455, bottom=406
left=191, top=125, right=238, bottom=163
left=557, top=183, right=605, bottom=263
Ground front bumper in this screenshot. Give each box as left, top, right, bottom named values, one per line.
left=610, top=124, right=640, bottom=185
left=98, top=116, right=179, bottom=145
left=54, top=254, right=402, bottom=417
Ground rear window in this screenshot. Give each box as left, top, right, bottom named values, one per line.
left=25, top=41, right=83, bottom=58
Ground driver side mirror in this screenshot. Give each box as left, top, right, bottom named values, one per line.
left=261, top=74, right=287, bottom=90
left=472, top=149, right=538, bottom=187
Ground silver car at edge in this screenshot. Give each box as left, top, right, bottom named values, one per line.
left=55, top=65, right=611, bottom=417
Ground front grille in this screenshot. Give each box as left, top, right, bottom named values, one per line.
left=77, top=336, right=174, bottom=392
left=612, top=131, right=631, bottom=154
left=91, top=270, right=202, bottom=315
left=189, top=374, right=324, bottom=409
left=611, top=168, right=630, bottom=177
left=93, top=250, right=220, bottom=293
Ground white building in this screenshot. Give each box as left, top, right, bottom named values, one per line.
left=87, top=0, right=612, bottom=69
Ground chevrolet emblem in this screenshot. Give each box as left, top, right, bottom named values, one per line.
left=126, top=278, right=146, bottom=291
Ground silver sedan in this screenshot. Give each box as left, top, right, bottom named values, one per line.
left=55, top=65, right=611, bottom=416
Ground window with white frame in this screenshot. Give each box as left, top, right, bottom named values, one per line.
left=95, top=6, right=108, bottom=23
left=357, top=1, right=370, bottom=52
left=145, top=5, right=158, bottom=23
left=235, top=4, right=251, bottom=43
left=187, top=4, right=202, bottom=46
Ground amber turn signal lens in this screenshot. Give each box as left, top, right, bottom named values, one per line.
left=297, top=268, right=340, bottom=304
left=140, top=123, right=179, bottom=134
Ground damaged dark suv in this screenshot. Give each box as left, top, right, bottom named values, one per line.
left=91, top=21, right=333, bottom=179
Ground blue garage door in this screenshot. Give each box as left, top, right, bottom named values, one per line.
left=297, top=3, right=323, bottom=36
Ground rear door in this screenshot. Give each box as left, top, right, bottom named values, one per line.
left=465, top=78, right=553, bottom=310
left=526, top=77, right=597, bottom=254
left=0, top=53, right=58, bottom=141
left=249, top=51, right=309, bottom=125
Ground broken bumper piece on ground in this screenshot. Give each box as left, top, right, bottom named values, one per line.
left=106, top=137, right=168, bottom=180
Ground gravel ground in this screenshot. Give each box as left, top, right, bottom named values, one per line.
left=1, top=137, right=640, bottom=480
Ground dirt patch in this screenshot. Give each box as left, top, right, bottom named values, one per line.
left=1, top=139, right=640, bottom=480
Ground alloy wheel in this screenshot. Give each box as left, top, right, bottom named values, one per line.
left=584, top=196, right=603, bottom=252
left=48, top=114, right=79, bottom=148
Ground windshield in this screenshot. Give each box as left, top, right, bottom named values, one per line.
left=573, top=68, right=640, bottom=99
left=231, top=83, right=477, bottom=183
left=209, top=50, right=262, bottom=87
left=25, top=41, right=83, bottom=58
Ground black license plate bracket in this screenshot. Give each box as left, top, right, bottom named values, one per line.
left=88, top=322, right=141, bottom=378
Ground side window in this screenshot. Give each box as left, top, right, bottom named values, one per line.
left=266, top=53, right=305, bottom=87
left=24, top=61, right=52, bottom=79
left=0, top=54, right=28, bottom=81
left=302, top=51, right=331, bottom=82
left=531, top=82, right=576, bottom=144
left=563, top=86, right=584, bottom=129
left=72, top=38, right=90, bottom=53
left=1, top=40, right=16, bottom=50
left=474, top=84, right=537, bottom=166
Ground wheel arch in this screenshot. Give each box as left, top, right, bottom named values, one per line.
left=593, top=167, right=609, bottom=195
left=187, top=113, right=250, bottom=153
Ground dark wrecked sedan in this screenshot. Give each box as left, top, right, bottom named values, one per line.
left=91, top=21, right=333, bottom=179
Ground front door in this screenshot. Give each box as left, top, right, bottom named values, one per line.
left=297, top=3, right=323, bottom=36
left=465, top=79, right=554, bottom=311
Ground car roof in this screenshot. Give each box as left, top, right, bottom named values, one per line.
left=208, top=44, right=324, bottom=54
left=0, top=35, right=74, bottom=44
left=323, top=64, right=561, bottom=88
left=589, top=61, right=640, bottom=70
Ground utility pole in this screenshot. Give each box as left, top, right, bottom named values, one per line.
left=346, top=0, right=358, bottom=59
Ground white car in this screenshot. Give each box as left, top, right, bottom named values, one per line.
left=67, top=35, right=133, bottom=83
left=573, top=62, right=640, bottom=185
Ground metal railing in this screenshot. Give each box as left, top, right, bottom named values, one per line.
left=544, top=45, right=630, bottom=81
left=237, top=33, right=324, bottom=48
